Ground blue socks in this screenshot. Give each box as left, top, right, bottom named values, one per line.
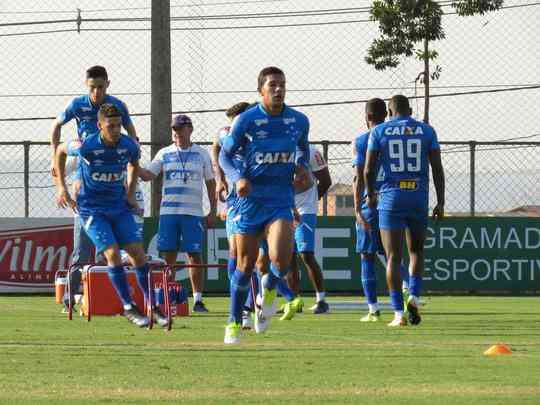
left=229, top=269, right=250, bottom=324
left=276, top=278, right=296, bottom=302
left=400, top=264, right=410, bottom=290
left=409, top=274, right=422, bottom=298
left=134, top=263, right=150, bottom=303
left=107, top=265, right=132, bottom=306
left=361, top=257, right=377, bottom=305
left=227, top=257, right=236, bottom=280
left=389, top=289, right=404, bottom=312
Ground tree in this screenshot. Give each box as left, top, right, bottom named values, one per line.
left=366, top=0, right=503, bottom=123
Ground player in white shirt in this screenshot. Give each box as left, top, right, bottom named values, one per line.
left=139, top=114, right=217, bottom=313
left=290, top=145, right=332, bottom=314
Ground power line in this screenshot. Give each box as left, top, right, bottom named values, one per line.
left=0, top=28, right=77, bottom=37
left=0, top=85, right=538, bottom=122
left=2, top=84, right=538, bottom=99
left=0, top=0, right=291, bottom=15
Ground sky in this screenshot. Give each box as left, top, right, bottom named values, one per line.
left=0, top=0, right=539, bottom=217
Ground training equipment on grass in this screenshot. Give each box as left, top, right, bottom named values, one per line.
left=484, top=344, right=512, bottom=356
left=144, top=263, right=227, bottom=331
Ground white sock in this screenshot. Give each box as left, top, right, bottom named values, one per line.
left=368, top=303, right=379, bottom=313
left=394, top=310, right=404, bottom=319
left=316, top=291, right=325, bottom=302
left=123, top=303, right=133, bottom=311
left=193, top=292, right=202, bottom=303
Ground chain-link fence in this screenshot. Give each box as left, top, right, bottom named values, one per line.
left=1, top=140, right=538, bottom=217
left=1, top=1, right=539, bottom=216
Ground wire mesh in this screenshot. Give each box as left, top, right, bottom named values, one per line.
left=0, top=1, right=539, bottom=217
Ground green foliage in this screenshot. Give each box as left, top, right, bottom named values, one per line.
left=452, top=0, right=504, bottom=16
left=366, top=0, right=503, bottom=69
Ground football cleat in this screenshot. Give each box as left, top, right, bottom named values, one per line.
left=152, top=307, right=172, bottom=328
left=387, top=314, right=407, bottom=327
left=123, top=305, right=149, bottom=328
left=406, top=296, right=422, bottom=325
left=360, top=310, right=381, bottom=322
left=224, top=322, right=241, bottom=344
left=241, top=310, right=253, bottom=330
left=312, top=300, right=329, bottom=314
left=192, top=300, right=209, bottom=313
left=279, top=297, right=304, bottom=321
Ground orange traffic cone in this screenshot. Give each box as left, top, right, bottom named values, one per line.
left=484, top=344, right=512, bottom=356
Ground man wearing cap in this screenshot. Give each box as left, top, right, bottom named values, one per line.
left=139, top=115, right=217, bottom=312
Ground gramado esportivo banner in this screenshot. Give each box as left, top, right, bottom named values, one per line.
left=1, top=217, right=539, bottom=293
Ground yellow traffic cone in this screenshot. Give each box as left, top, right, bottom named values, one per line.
left=484, top=344, right=512, bottom=356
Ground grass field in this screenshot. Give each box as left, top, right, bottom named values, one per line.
left=1, top=296, right=539, bottom=404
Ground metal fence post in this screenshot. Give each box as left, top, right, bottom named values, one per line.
left=469, top=141, right=476, bottom=217
left=23, top=141, right=30, bottom=217
left=322, top=140, right=329, bottom=216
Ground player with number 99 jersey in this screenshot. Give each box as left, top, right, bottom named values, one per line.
left=367, top=116, right=439, bottom=217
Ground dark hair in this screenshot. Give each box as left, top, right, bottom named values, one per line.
left=365, top=98, right=387, bottom=122
left=257, top=66, right=285, bottom=92
left=98, top=103, right=121, bottom=120
left=225, top=102, right=251, bottom=119
left=388, top=94, right=411, bottom=115
left=86, top=65, right=108, bottom=81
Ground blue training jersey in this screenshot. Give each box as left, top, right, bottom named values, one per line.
left=367, top=116, right=440, bottom=212
left=58, top=94, right=132, bottom=140
left=352, top=130, right=385, bottom=212
left=66, top=133, right=140, bottom=214
left=221, top=104, right=310, bottom=208
left=217, top=126, right=245, bottom=208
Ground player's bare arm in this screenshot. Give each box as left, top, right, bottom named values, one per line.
left=211, top=136, right=228, bottom=202
left=235, top=178, right=251, bottom=197
left=49, top=119, right=63, bottom=177
left=429, top=149, right=445, bottom=220
left=138, top=167, right=157, bottom=182
left=353, top=164, right=370, bottom=230
left=54, top=143, right=76, bottom=211
left=126, top=159, right=140, bottom=209
left=364, top=150, right=379, bottom=209
left=205, top=178, right=218, bottom=228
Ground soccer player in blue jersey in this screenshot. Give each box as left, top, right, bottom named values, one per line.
left=212, top=101, right=258, bottom=328
left=139, top=115, right=217, bottom=313
left=289, top=145, right=332, bottom=315
left=220, top=66, right=310, bottom=344
left=364, top=95, right=445, bottom=327
left=54, top=103, right=168, bottom=328
left=353, top=98, right=389, bottom=322
left=49, top=65, right=136, bottom=312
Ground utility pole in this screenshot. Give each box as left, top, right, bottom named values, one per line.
left=151, top=0, right=171, bottom=217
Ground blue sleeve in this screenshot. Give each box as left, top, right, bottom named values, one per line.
left=296, top=116, right=310, bottom=168
left=367, top=128, right=380, bottom=152
left=352, top=137, right=367, bottom=167
left=57, top=99, right=76, bottom=125
left=219, top=148, right=243, bottom=183
left=129, top=141, right=141, bottom=163
left=222, top=114, right=248, bottom=155
left=66, top=140, right=83, bottom=157
left=119, top=101, right=133, bottom=129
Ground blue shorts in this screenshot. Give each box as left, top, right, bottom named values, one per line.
left=225, top=206, right=239, bottom=239
left=79, top=210, right=142, bottom=254
left=233, top=198, right=293, bottom=235
left=378, top=209, right=428, bottom=233
left=294, top=214, right=316, bottom=253
left=158, top=214, right=204, bottom=253
left=356, top=208, right=384, bottom=254
left=259, top=239, right=268, bottom=255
